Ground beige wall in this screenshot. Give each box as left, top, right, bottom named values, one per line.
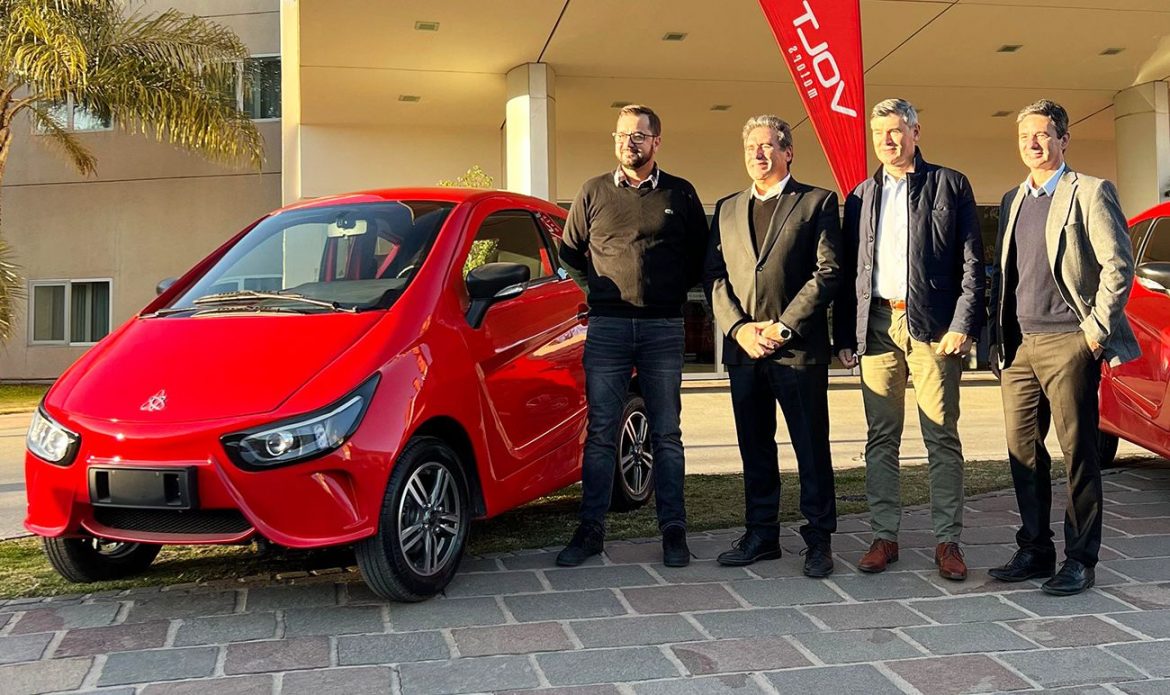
left=299, top=125, right=503, bottom=198
left=0, top=1, right=281, bottom=380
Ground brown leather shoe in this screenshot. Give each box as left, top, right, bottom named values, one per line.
left=935, top=542, right=968, bottom=581
left=858, top=539, right=899, bottom=573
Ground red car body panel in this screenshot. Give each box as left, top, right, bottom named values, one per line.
left=25, top=188, right=591, bottom=548
left=1099, top=201, right=1170, bottom=460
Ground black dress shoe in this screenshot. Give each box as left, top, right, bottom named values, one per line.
left=1041, top=559, right=1095, bottom=596
left=662, top=525, right=691, bottom=567
left=988, top=548, right=1056, bottom=582
left=556, top=521, right=604, bottom=567
left=717, top=533, right=782, bottom=567
left=801, top=543, right=834, bottom=578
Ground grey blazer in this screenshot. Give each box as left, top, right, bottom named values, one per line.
left=703, top=179, right=842, bottom=366
left=989, top=168, right=1140, bottom=368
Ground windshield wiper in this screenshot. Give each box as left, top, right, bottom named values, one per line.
left=192, top=290, right=358, bottom=313
left=141, top=304, right=304, bottom=318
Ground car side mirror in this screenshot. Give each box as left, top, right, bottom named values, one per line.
left=156, top=277, right=178, bottom=296
left=1136, top=262, right=1170, bottom=295
left=466, top=262, right=530, bottom=328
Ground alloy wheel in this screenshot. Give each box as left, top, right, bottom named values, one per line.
left=396, top=461, right=463, bottom=577
left=619, top=410, right=653, bottom=499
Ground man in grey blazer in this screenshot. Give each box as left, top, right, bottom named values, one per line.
left=988, top=99, right=1140, bottom=596
left=703, top=115, right=841, bottom=577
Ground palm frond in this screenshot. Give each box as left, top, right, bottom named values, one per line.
left=25, top=102, right=97, bottom=175
left=1, top=0, right=264, bottom=174
left=0, top=233, right=25, bottom=345
left=112, top=8, right=249, bottom=71
left=79, top=60, right=262, bottom=170
left=0, top=0, right=114, bottom=92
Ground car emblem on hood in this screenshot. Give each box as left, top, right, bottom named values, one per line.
left=140, top=390, right=168, bottom=412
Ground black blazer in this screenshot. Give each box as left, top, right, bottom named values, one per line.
left=703, top=178, right=842, bottom=366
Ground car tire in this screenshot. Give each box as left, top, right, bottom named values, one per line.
left=610, top=394, right=653, bottom=512
left=1098, top=430, right=1121, bottom=469
left=42, top=536, right=161, bottom=583
left=356, top=436, right=470, bottom=602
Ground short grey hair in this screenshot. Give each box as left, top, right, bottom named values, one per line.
left=870, top=98, right=918, bottom=127
left=742, top=115, right=793, bottom=150
left=1017, top=99, right=1069, bottom=139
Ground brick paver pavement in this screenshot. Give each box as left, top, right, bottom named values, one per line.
left=3, top=463, right=1170, bottom=694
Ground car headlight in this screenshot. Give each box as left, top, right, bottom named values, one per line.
left=27, top=407, right=80, bottom=466
left=221, top=374, right=379, bottom=470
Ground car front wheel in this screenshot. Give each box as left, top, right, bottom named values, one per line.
left=42, top=536, right=161, bottom=583
left=356, top=436, right=470, bottom=602
left=610, top=394, right=653, bottom=512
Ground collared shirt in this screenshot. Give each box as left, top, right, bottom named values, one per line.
left=873, top=171, right=910, bottom=300
left=613, top=165, right=660, bottom=190
left=752, top=174, right=790, bottom=202
left=1024, top=163, right=1066, bottom=198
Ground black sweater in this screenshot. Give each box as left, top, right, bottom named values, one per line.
left=560, top=170, right=709, bottom=318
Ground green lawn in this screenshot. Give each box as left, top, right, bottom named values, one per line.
left=0, top=384, right=48, bottom=414
left=0, top=459, right=1055, bottom=598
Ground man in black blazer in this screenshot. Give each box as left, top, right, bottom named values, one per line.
left=704, top=115, right=842, bottom=577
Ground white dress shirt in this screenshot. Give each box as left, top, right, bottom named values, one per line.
left=873, top=172, right=909, bottom=300
left=752, top=174, right=790, bottom=201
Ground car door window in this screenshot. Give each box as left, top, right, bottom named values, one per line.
left=535, top=212, right=567, bottom=264
left=466, top=210, right=555, bottom=281
left=1138, top=218, right=1168, bottom=264
left=1130, top=219, right=1154, bottom=261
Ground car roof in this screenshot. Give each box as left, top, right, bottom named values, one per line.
left=275, top=187, right=568, bottom=218
left=1130, top=201, right=1170, bottom=227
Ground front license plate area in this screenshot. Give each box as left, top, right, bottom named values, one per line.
left=88, top=467, right=197, bottom=510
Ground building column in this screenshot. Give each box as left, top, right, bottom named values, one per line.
left=504, top=63, right=556, bottom=201
left=280, top=0, right=302, bottom=205
left=1114, top=81, right=1170, bottom=217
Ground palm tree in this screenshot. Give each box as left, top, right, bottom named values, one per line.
left=0, top=0, right=266, bottom=342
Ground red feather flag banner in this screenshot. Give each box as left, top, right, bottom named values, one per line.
left=758, top=0, right=868, bottom=196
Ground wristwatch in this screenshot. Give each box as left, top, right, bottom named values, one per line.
left=776, top=324, right=794, bottom=341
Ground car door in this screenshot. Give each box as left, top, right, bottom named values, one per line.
left=1111, top=215, right=1170, bottom=417
left=464, top=205, right=587, bottom=482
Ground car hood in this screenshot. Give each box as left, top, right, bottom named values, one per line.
left=59, top=313, right=384, bottom=424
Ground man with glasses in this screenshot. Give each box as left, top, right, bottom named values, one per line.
left=557, top=104, right=709, bottom=568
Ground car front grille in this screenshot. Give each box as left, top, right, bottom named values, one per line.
left=93, top=507, right=253, bottom=536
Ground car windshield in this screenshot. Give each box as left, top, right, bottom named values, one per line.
left=164, top=201, right=455, bottom=314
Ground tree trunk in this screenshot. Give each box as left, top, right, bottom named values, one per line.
left=0, top=94, right=25, bottom=345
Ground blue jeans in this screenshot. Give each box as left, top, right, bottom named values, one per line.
left=580, top=316, right=686, bottom=530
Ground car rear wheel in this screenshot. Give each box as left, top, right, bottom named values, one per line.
left=610, top=394, right=653, bottom=512
left=1098, top=430, right=1121, bottom=469
left=356, top=436, right=470, bottom=602
left=42, top=536, right=162, bottom=583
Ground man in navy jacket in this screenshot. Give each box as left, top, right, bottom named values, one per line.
left=834, top=98, right=984, bottom=581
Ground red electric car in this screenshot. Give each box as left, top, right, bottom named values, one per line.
left=1099, top=202, right=1170, bottom=465
left=25, top=188, right=652, bottom=601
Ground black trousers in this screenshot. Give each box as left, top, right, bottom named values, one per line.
left=728, top=361, right=836, bottom=546
left=1001, top=331, right=1103, bottom=566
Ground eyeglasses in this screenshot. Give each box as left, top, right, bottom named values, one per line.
left=612, top=131, right=655, bottom=144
